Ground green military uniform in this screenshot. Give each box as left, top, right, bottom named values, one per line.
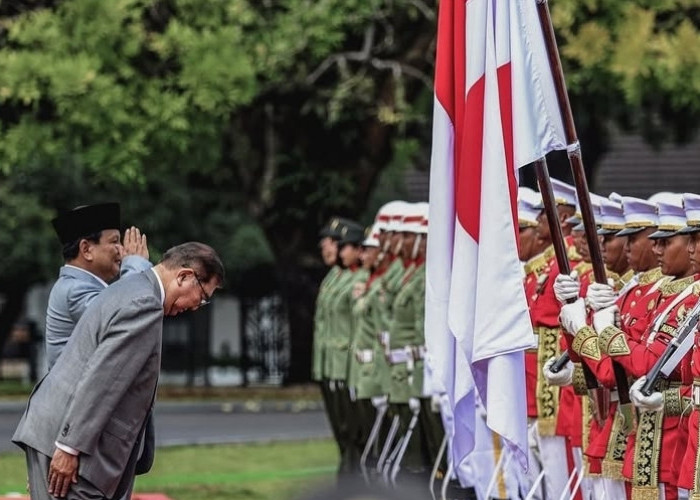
left=325, top=267, right=368, bottom=380
left=388, top=262, right=425, bottom=403
left=312, top=265, right=341, bottom=382
left=376, top=257, right=406, bottom=393
left=323, top=219, right=369, bottom=474
left=349, top=270, right=390, bottom=398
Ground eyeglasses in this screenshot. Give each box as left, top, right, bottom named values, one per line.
left=194, top=274, right=212, bottom=306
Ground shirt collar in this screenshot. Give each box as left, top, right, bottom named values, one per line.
left=64, top=265, right=109, bottom=288
left=151, top=268, right=165, bottom=306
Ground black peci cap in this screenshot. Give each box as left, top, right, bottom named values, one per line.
left=51, top=203, right=121, bottom=245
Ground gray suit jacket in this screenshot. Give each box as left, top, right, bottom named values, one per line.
left=45, top=255, right=152, bottom=370
left=14, top=269, right=163, bottom=498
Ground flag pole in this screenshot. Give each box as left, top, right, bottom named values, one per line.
left=535, top=0, right=630, bottom=416
left=533, top=159, right=600, bottom=400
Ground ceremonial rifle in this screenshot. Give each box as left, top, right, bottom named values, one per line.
left=535, top=0, right=632, bottom=423
left=641, top=302, right=700, bottom=396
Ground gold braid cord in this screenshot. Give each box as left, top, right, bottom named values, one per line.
left=631, top=410, right=664, bottom=499
left=536, top=326, right=560, bottom=436
left=572, top=363, right=587, bottom=396
left=693, top=416, right=700, bottom=500
left=599, top=325, right=631, bottom=357
left=602, top=409, right=628, bottom=481
left=581, top=396, right=599, bottom=477
left=572, top=326, right=601, bottom=361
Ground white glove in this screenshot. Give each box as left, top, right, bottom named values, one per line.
left=586, top=281, right=617, bottom=311
left=408, top=397, right=421, bottom=414
left=554, top=271, right=580, bottom=304
left=542, top=356, right=574, bottom=386
left=430, top=393, right=443, bottom=412
left=371, top=395, right=388, bottom=409
left=593, top=305, right=619, bottom=333
left=559, top=297, right=588, bottom=335
left=629, top=376, right=663, bottom=412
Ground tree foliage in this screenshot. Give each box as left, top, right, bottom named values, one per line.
left=2, top=0, right=700, bottom=379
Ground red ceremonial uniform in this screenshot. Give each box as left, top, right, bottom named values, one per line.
left=528, top=238, right=580, bottom=436
left=595, top=275, right=698, bottom=498
left=575, top=268, right=665, bottom=481
left=524, top=247, right=555, bottom=418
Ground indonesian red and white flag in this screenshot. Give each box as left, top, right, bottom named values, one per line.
left=425, top=0, right=567, bottom=472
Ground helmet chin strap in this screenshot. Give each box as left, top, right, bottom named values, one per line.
left=394, top=238, right=403, bottom=256
left=411, top=234, right=422, bottom=260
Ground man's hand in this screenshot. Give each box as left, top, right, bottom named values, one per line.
left=122, top=226, right=149, bottom=259
left=553, top=271, right=580, bottom=304
left=586, top=281, right=617, bottom=311
left=48, top=448, right=78, bottom=498
left=593, top=305, right=619, bottom=333
left=629, top=376, right=664, bottom=412
left=543, top=356, right=574, bottom=386
left=559, top=298, right=587, bottom=334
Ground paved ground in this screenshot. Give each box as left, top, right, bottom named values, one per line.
left=0, top=401, right=331, bottom=453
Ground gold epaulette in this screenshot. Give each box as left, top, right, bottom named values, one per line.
left=524, top=252, right=549, bottom=277
left=659, top=275, right=697, bottom=297
left=573, top=261, right=592, bottom=276
left=543, top=245, right=555, bottom=262
left=638, top=267, right=664, bottom=286
left=567, top=244, right=582, bottom=262
left=606, top=270, right=621, bottom=290
left=619, top=269, right=636, bottom=287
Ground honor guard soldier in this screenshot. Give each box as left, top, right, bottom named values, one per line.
left=529, top=178, right=581, bottom=500
left=324, top=219, right=368, bottom=474
left=347, top=222, right=387, bottom=474
left=313, top=217, right=345, bottom=466
left=676, top=193, right=700, bottom=496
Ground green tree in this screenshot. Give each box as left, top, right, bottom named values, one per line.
left=2, top=0, right=700, bottom=380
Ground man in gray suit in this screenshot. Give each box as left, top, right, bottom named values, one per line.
left=46, top=202, right=151, bottom=370
left=13, top=241, right=224, bottom=500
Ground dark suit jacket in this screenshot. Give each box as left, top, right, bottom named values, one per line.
left=13, top=270, right=163, bottom=498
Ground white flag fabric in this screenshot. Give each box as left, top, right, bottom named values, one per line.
left=425, top=0, right=567, bottom=473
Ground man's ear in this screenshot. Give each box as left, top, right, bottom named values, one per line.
left=79, top=239, right=93, bottom=261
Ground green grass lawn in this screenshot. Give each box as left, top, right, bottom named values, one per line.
left=0, top=440, right=338, bottom=500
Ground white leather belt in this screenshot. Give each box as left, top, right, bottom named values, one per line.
left=356, top=349, right=374, bottom=364
left=412, top=345, right=427, bottom=360
left=388, top=348, right=411, bottom=364
left=610, top=390, right=619, bottom=403
left=693, top=385, right=700, bottom=407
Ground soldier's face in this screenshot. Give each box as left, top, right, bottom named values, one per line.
left=574, top=230, right=590, bottom=262
left=653, top=234, right=692, bottom=277
left=602, top=234, right=628, bottom=274
left=361, top=246, right=380, bottom=270
left=625, top=228, right=657, bottom=272
left=85, top=229, right=123, bottom=283
left=401, top=232, right=417, bottom=261
left=319, top=237, right=337, bottom=266
left=688, top=233, right=700, bottom=273
left=339, top=243, right=361, bottom=268
left=518, top=226, right=537, bottom=261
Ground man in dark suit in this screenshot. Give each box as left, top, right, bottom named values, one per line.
left=13, top=241, right=225, bottom=499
